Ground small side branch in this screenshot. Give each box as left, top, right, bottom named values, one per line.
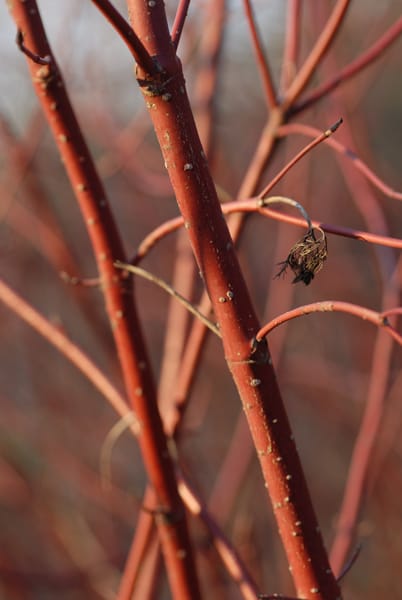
left=256, top=301, right=402, bottom=346
left=114, top=261, right=221, bottom=337
left=242, top=0, right=277, bottom=108
left=89, top=0, right=157, bottom=73
left=291, top=16, right=402, bottom=115
left=258, top=118, right=343, bottom=198
left=283, top=0, right=351, bottom=110
left=171, top=0, right=191, bottom=49
left=16, top=30, right=50, bottom=64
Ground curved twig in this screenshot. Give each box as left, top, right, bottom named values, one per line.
left=258, top=195, right=313, bottom=232
left=130, top=199, right=402, bottom=266
left=255, top=300, right=402, bottom=346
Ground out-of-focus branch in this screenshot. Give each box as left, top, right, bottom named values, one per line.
left=171, top=0, right=191, bottom=49
left=291, top=16, right=402, bottom=115
left=242, top=0, right=277, bottom=108
left=0, top=278, right=138, bottom=434
left=280, top=0, right=301, bottom=92
left=282, top=0, right=351, bottom=110
left=8, top=3, right=201, bottom=598
left=276, top=123, right=402, bottom=201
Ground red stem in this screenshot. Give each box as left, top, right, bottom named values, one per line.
left=276, top=123, right=402, bottom=201
left=256, top=301, right=402, bottom=346
left=282, top=0, right=351, bottom=110
left=8, top=3, right=201, bottom=599
left=258, top=119, right=343, bottom=198
left=291, top=16, right=402, bottom=115
left=242, top=0, right=277, bottom=108
left=89, top=0, right=157, bottom=73
left=125, top=1, right=342, bottom=597
left=132, top=202, right=402, bottom=268
left=116, top=487, right=157, bottom=599
left=280, top=0, right=301, bottom=92
left=330, top=331, right=395, bottom=576
left=171, top=0, right=191, bottom=49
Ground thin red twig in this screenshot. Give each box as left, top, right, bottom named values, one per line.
left=329, top=263, right=400, bottom=574
left=0, top=278, right=137, bottom=433
left=282, top=0, right=351, bottom=110
left=89, top=0, right=157, bottom=73
left=116, top=487, right=157, bottom=600
left=382, top=307, right=402, bottom=318
left=9, top=3, right=201, bottom=598
left=178, top=473, right=260, bottom=600
left=131, top=199, right=402, bottom=267
left=242, top=0, right=277, bottom=108
left=276, top=123, right=402, bottom=201
left=280, top=0, right=301, bottom=92
left=255, top=301, right=402, bottom=346
left=330, top=331, right=395, bottom=575
left=291, top=16, right=402, bottom=115
left=258, top=118, right=343, bottom=198
left=171, top=0, right=191, bottom=49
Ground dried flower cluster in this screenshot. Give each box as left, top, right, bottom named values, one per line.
left=276, top=227, right=328, bottom=285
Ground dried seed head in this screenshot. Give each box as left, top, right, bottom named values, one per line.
left=275, top=227, right=327, bottom=285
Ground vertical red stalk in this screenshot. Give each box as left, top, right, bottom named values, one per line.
left=126, top=1, right=342, bottom=597
left=8, top=3, right=201, bottom=599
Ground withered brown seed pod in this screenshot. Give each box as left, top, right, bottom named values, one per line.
left=275, top=227, right=327, bottom=285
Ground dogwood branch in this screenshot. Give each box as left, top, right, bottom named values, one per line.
left=256, top=301, right=402, bottom=346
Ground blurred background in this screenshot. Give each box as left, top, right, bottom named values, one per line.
left=0, top=1, right=401, bottom=598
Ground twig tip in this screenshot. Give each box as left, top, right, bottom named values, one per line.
left=327, top=117, right=343, bottom=135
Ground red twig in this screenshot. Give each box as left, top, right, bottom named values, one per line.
left=330, top=331, right=395, bottom=575
left=89, top=0, right=157, bottom=73
left=276, top=123, right=402, bottom=201
left=8, top=3, right=200, bottom=598
left=329, top=266, right=400, bottom=574
left=116, top=487, right=157, bottom=600
left=382, top=307, right=402, bottom=319
left=171, top=0, right=191, bottom=49
left=0, top=278, right=136, bottom=431
left=0, top=277, right=262, bottom=600
left=255, top=301, right=402, bottom=346
left=242, top=0, right=277, bottom=108
left=131, top=199, right=402, bottom=268
left=282, top=0, right=351, bottom=111
left=178, top=473, right=260, bottom=600
left=134, top=32, right=229, bottom=583
left=291, top=16, right=402, bottom=115
left=125, top=1, right=341, bottom=597
left=258, top=118, right=343, bottom=198
left=280, top=0, right=302, bottom=92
